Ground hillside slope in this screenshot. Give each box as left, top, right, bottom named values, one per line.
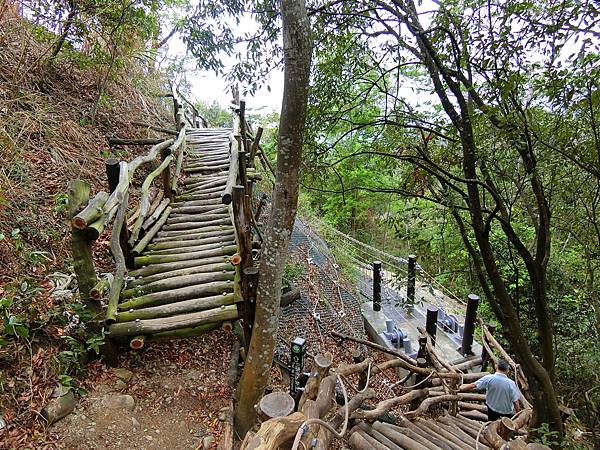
left=0, top=15, right=175, bottom=448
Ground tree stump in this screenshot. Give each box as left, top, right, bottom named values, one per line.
left=258, top=392, right=295, bottom=422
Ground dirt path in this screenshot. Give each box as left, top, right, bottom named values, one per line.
left=53, top=329, right=236, bottom=450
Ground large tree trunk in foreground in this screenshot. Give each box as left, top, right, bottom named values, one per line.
left=234, top=0, right=312, bottom=437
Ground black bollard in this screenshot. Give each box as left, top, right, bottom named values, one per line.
left=461, top=294, right=480, bottom=355
left=407, top=254, right=416, bottom=308
left=426, top=306, right=439, bottom=346
left=373, top=261, right=382, bottom=312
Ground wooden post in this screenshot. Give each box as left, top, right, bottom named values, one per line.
left=407, top=254, right=416, bottom=308
left=233, top=186, right=253, bottom=269
left=481, top=322, right=496, bottom=371
left=68, top=180, right=100, bottom=315
left=249, top=127, right=263, bottom=168
left=238, top=149, right=248, bottom=191
left=460, top=294, right=480, bottom=356
left=106, top=159, right=133, bottom=268
left=255, top=193, right=268, bottom=223
left=373, top=261, right=382, bottom=312
left=241, top=267, right=259, bottom=346
left=352, top=349, right=368, bottom=391
left=160, top=147, right=173, bottom=200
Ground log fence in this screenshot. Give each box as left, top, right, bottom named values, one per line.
left=243, top=323, right=537, bottom=450
left=68, top=87, right=263, bottom=359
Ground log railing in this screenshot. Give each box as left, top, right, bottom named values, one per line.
left=68, top=88, right=198, bottom=361
left=225, top=96, right=263, bottom=346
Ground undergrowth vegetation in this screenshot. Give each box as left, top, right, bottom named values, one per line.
left=0, top=11, right=175, bottom=447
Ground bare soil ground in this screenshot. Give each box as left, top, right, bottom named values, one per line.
left=53, top=330, right=236, bottom=450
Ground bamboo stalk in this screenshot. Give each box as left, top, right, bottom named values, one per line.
left=118, top=280, right=235, bottom=310
left=109, top=304, right=238, bottom=336
left=116, top=292, right=237, bottom=322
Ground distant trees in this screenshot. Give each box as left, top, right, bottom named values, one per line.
left=300, top=0, right=599, bottom=436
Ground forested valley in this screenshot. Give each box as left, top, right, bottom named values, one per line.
left=0, top=0, right=598, bottom=449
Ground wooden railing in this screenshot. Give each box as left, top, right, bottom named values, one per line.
left=224, top=95, right=267, bottom=345
left=68, top=88, right=198, bottom=360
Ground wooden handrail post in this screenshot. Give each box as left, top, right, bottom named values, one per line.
left=160, top=146, right=173, bottom=200
left=106, top=159, right=133, bottom=268
left=248, top=127, right=263, bottom=168
left=232, top=185, right=252, bottom=269
left=69, top=179, right=101, bottom=315
left=238, top=149, right=248, bottom=191
left=241, top=267, right=259, bottom=346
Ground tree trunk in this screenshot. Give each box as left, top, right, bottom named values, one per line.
left=234, top=0, right=312, bottom=437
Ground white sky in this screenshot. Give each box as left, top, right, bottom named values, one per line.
left=164, top=28, right=284, bottom=115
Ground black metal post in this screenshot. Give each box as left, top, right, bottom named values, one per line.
left=289, top=337, right=306, bottom=396
left=407, top=254, right=416, bottom=307
left=373, top=261, right=382, bottom=312
left=426, top=306, right=439, bottom=346
left=461, top=293, right=480, bottom=355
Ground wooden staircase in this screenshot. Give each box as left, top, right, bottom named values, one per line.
left=68, top=92, right=260, bottom=353
left=108, top=128, right=242, bottom=345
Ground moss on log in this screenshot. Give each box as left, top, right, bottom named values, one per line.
left=146, top=240, right=236, bottom=256
left=127, top=262, right=235, bottom=287
left=72, top=191, right=109, bottom=229
left=146, top=322, right=220, bottom=341
left=121, top=270, right=235, bottom=298
left=118, top=280, right=235, bottom=310
left=109, top=304, right=238, bottom=336
left=161, top=218, right=231, bottom=232
left=133, top=244, right=237, bottom=268
left=127, top=256, right=232, bottom=278
left=116, top=292, right=238, bottom=322
left=146, top=231, right=235, bottom=251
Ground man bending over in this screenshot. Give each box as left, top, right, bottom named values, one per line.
left=459, top=359, right=521, bottom=421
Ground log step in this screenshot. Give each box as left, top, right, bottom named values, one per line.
left=109, top=304, right=239, bottom=336
left=109, top=127, right=240, bottom=341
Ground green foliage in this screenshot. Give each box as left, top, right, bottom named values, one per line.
left=195, top=100, right=232, bottom=128
left=282, top=263, right=303, bottom=290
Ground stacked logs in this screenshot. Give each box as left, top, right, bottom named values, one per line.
left=241, top=326, right=546, bottom=450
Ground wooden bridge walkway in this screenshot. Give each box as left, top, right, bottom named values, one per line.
left=68, top=92, right=262, bottom=354
left=108, top=128, right=241, bottom=344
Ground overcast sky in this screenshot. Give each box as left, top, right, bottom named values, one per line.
left=165, top=30, right=284, bottom=115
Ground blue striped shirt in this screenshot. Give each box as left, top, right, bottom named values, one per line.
left=475, top=372, right=521, bottom=415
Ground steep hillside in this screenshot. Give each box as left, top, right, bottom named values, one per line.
left=0, top=15, right=174, bottom=448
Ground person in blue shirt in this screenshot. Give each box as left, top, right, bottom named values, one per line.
left=459, top=359, right=521, bottom=421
